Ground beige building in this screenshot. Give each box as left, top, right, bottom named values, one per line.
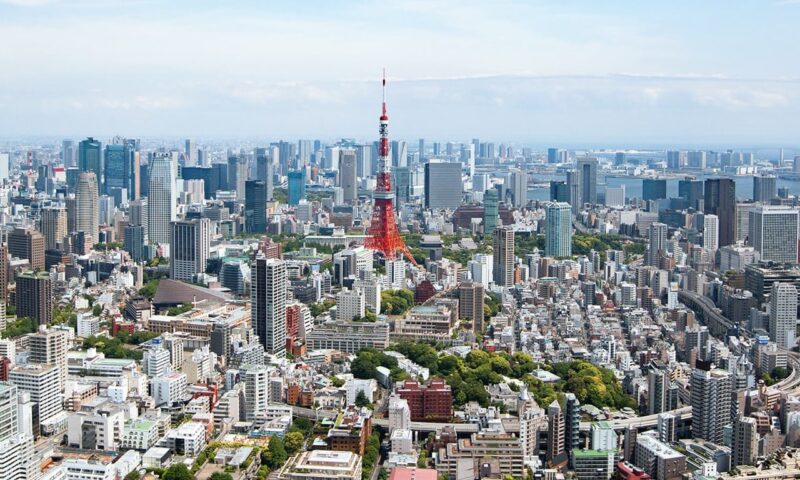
left=277, top=450, right=362, bottom=480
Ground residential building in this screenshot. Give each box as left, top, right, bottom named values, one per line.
left=251, top=256, right=287, bottom=357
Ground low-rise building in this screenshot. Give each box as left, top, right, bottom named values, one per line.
left=276, top=450, right=362, bottom=480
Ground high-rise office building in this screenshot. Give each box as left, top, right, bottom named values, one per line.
left=576, top=157, right=598, bottom=206
left=340, top=149, right=358, bottom=203
left=704, top=178, right=736, bottom=247
left=753, top=175, right=777, bottom=203
left=39, top=207, right=67, bottom=251
left=393, top=167, right=411, bottom=203
left=147, top=155, right=177, bottom=245
left=8, top=227, right=44, bottom=271
left=245, top=180, right=267, bottom=233
left=642, top=179, right=667, bottom=201
left=129, top=198, right=148, bottom=240
left=76, top=171, right=99, bottom=247
left=566, top=170, right=580, bottom=215
left=703, top=214, right=719, bottom=252
left=78, top=137, right=102, bottom=191
left=104, top=141, right=135, bottom=198
left=251, top=256, right=287, bottom=357
left=509, top=168, right=528, bottom=208
left=550, top=180, right=570, bottom=203
left=690, top=366, right=732, bottom=444
left=185, top=139, right=197, bottom=166
left=124, top=225, right=146, bottom=263
left=678, top=177, right=704, bottom=210
left=749, top=205, right=799, bottom=264
left=424, top=161, right=462, bottom=210
left=492, top=226, right=514, bottom=287
left=170, top=218, right=211, bottom=282
left=16, top=271, right=52, bottom=326
left=228, top=156, right=247, bottom=202
left=255, top=147, right=274, bottom=200
left=732, top=416, right=758, bottom=467
left=391, top=140, right=407, bottom=168
left=288, top=170, right=306, bottom=205
left=769, top=282, right=798, bottom=348
left=545, top=202, right=572, bottom=258
left=484, top=189, right=499, bottom=234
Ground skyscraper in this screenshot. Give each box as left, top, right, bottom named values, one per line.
left=255, top=147, right=274, bottom=200
left=170, top=218, right=211, bottom=282
left=550, top=180, right=570, bottom=203
left=147, top=155, right=177, bottom=245
left=576, top=157, right=598, bottom=206
left=245, top=180, right=267, bottom=233
left=8, top=227, right=44, bottom=271
left=287, top=170, right=306, bottom=205
left=76, top=171, right=99, bottom=247
left=484, top=189, right=499, bottom=234
left=690, top=366, right=732, bottom=444
left=39, top=207, right=67, bottom=251
left=424, top=161, right=462, bottom=210
left=228, top=156, right=247, bottom=202
left=16, top=271, right=52, bottom=326
left=753, top=175, right=777, bottom=203
left=103, top=141, right=135, bottom=198
left=509, top=168, right=528, bottom=208
left=769, top=282, right=798, bottom=349
left=704, top=178, right=736, bottom=247
left=749, top=205, right=799, bottom=264
left=339, top=149, right=358, bottom=203
left=703, top=214, right=719, bottom=252
left=492, top=226, right=514, bottom=287
left=78, top=137, right=102, bottom=191
left=251, top=256, right=287, bottom=357
left=642, top=179, right=667, bottom=201
left=678, top=177, right=704, bottom=210
left=184, top=139, right=197, bottom=166
left=545, top=202, right=572, bottom=258
left=566, top=170, right=580, bottom=215
left=393, top=167, right=411, bottom=204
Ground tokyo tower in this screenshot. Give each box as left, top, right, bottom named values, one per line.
left=364, top=71, right=417, bottom=265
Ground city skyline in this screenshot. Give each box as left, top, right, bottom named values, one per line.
left=1, top=1, right=800, bottom=143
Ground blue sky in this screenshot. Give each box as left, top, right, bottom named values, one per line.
left=1, top=0, right=800, bottom=146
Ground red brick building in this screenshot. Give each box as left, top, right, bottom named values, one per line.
left=396, top=378, right=452, bottom=421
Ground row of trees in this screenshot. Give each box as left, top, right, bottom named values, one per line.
left=389, top=342, right=636, bottom=410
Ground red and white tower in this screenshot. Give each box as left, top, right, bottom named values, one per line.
left=365, top=71, right=417, bottom=265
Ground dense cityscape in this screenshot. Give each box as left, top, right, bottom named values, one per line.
left=0, top=76, right=799, bottom=480
left=3, top=2, right=800, bottom=480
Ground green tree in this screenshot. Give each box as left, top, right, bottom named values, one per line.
left=263, top=436, right=288, bottom=470
left=355, top=390, right=371, bottom=408
left=285, top=431, right=305, bottom=455
left=210, top=473, right=234, bottom=480
left=92, top=304, right=103, bottom=316
left=162, top=464, right=193, bottom=480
